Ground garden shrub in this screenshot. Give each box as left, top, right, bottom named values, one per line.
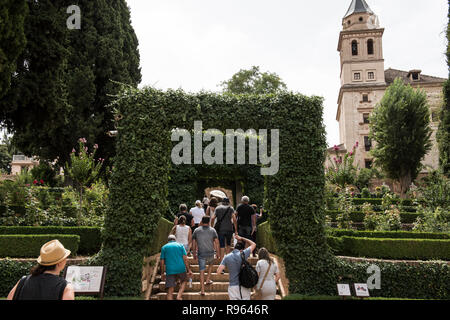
left=329, top=236, right=450, bottom=260
left=0, top=234, right=79, bottom=258
left=256, top=221, right=278, bottom=253
left=326, top=210, right=419, bottom=224
left=0, top=226, right=101, bottom=255
left=147, top=217, right=173, bottom=256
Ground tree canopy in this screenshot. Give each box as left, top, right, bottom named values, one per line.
left=219, top=66, right=287, bottom=94
left=369, top=78, right=432, bottom=196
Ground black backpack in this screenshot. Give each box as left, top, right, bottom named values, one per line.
left=238, top=252, right=259, bottom=289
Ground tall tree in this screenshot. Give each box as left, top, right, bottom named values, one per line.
left=370, top=78, right=432, bottom=197
left=0, top=0, right=141, bottom=167
left=437, top=1, right=450, bottom=177
left=0, top=0, right=28, bottom=99
left=220, top=66, right=287, bottom=94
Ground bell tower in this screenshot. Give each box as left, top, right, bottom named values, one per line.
left=337, top=0, right=385, bottom=86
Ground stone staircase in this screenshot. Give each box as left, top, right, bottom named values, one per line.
left=149, top=254, right=284, bottom=300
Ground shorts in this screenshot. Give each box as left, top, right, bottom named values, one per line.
left=165, top=272, right=187, bottom=288
left=198, top=255, right=215, bottom=272
left=228, top=285, right=251, bottom=300
left=238, top=226, right=252, bottom=239
left=218, top=231, right=233, bottom=248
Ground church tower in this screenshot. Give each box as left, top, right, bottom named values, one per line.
left=336, top=0, right=386, bottom=170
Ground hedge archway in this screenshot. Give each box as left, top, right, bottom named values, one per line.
left=92, top=86, right=336, bottom=296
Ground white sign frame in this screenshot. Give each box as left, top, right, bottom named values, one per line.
left=354, top=283, right=370, bottom=297
left=337, top=284, right=351, bottom=297
left=64, top=266, right=106, bottom=299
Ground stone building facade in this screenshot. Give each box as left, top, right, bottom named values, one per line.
left=328, top=0, right=446, bottom=173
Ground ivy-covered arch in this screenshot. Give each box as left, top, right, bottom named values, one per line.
left=92, top=86, right=336, bottom=296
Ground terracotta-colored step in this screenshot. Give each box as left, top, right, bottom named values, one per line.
left=189, top=265, right=221, bottom=273
left=158, top=281, right=229, bottom=292
left=155, top=273, right=229, bottom=282
left=151, top=292, right=229, bottom=300
left=186, top=256, right=259, bottom=265
left=151, top=292, right=282, bottom=301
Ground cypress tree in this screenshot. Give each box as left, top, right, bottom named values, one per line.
left=0, top=0, right=141, bottom=167
left=437, top=1, right=450, bottom=176
left=0, top=0, right=28, bottom=99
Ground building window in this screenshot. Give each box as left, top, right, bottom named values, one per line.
left=432, top=111, right=439, bottom=122
left=352, top=40, right=358, bottom=56
left=365, top=160, right=373, bottom=169
left=364, top=136, right=372, bottom=151
left=367, top=39, right=374, bottom=55
left=354, top=73, right=361, bottom=81
left=362, top=94, right=369, bottom=102
left=367, top=72, right=375, bottom=80
left=363, top=113, right=370, bottom=124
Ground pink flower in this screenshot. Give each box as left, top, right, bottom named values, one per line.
left=333, top=145, right=340, bottom=151
left=355, top=141, right=359, bottom=147
left=94, top=144, right=98, bottom=149
left=71, top=148, right=76, bottom=153
left=349, top=152, right=353, bottom=156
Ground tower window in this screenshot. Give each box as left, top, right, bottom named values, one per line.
left=365, top=160, right=373, bottom=169
left=352, top=41, right=358, bottom=56
left=363, top=113, right=370, bottom=124
left=359, top=17, right=363, bottom=22
left=364, top=136, right=372, bottom=151
left=367, top=39, right=374, bottom=55
left=368, top=72, right=375, bottom=80
left=362, top=94, right=369, bottom=102
left=354, top=73, right=361, bottom=81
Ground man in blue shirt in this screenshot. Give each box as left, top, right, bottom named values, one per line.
left=216, top=235, right=256, bottom=300
left=160, top=235, right=193, bottom=300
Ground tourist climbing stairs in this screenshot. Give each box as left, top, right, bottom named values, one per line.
left=149, top=254, right=284, bottom=300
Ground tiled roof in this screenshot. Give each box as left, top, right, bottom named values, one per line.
left=385, top=68, right=446, bottom=85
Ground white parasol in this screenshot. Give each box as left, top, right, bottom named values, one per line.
left=210, top=190, right=227, bottom=199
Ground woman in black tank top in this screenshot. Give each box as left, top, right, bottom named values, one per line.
left=7, top=239, right=75, bottom=300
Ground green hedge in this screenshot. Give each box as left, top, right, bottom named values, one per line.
left=256, top=221, right=278, bottom=253
left=147, top=217, right=173, bottom=256
left=351, top=198, right=415, bottom=206
left=327, top=229, right=450, bottom=240
left=0, top=259, right=34, bottom=297
left=0, top=206, right=77, bottom=217
left=328, top=236, right=450, bottom=260
left=326, top=210, right=420, bottom=224
left=0, top=226, right=101, bottom=255
left=335, top=258, right=450, bottom=300
left=0, top=235, right=80, bottom=258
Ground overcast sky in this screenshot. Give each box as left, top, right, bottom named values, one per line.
left=125, top=0, right=448, bottom=147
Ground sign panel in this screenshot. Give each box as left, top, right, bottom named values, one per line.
left=337, top=284, right=351, bottom=296
left=65, top=266, right=105, bottom=293
left=354, top=283, right=370, bottom=297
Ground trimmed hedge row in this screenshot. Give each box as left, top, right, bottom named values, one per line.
left=351, top=198, right=415, bottom=206
left=0, top=234, right=80, bottom=258
left=335, top=258, right=450, bottom=300
left=327, top=229, right=450, bottom=240
left=328, top=236, right=450, bottom=260
left=326, top=210, right=420, bottom=224
left=0, top=226, right=101, bottom=255
left=256, top=221, right=278, bottom=253
left=0, top=206, right=78, bottom=217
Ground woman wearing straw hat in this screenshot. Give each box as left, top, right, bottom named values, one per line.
left=7, top=239, right=75, bottom=300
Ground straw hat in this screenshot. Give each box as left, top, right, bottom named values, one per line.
left=37, top=240, right=71, bottom=266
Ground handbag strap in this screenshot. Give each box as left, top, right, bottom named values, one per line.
left=216, top=206, right=232, bottom=227
left=257, top=260, right=272, bottom=290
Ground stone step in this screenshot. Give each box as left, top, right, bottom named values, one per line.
left=159, top=281, right=229, bottom=292
left=186, top=256, right=259, bottom=265
left=156, top=273, right=229, bottom=282
left=150, top=292, right=283, bottom=301
left=189, top=265, right=221, bottom=273
left=151, top=292, right=230, bottom=300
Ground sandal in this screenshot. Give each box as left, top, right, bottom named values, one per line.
left=205, top=280, right=213, bottom=285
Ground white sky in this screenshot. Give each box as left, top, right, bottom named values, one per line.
left=125, top=0, right=448, bottom=147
